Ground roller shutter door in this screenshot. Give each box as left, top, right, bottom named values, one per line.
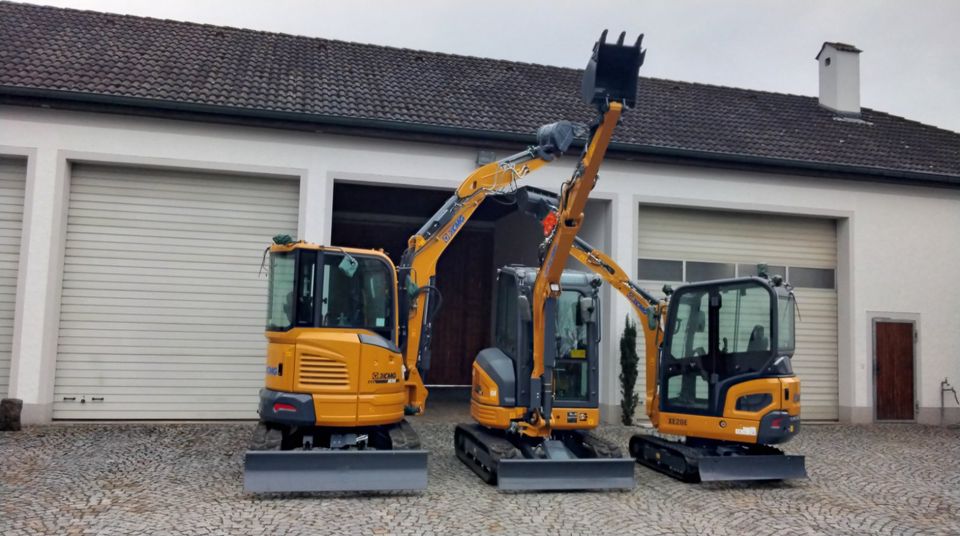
left=54, top=164, right=298, bottom=419
left=0, top=157, right=26, bottom=398
left=636, top=205, right=839, bottom=421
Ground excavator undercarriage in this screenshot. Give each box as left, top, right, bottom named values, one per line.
left=455, top=424, right=633, bottom=491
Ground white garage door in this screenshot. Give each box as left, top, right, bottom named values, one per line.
left=54, top=164, right=299, bottom=419
left=636, top=205, right=839, bottom=421
left=0, top=157, right=26, bottom=398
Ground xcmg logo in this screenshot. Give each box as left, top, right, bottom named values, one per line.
left=441, top=215, right=466, bottom=243
left=369, top=371, right=399, bottom=384
left=628, top=294, right=650, bottom=315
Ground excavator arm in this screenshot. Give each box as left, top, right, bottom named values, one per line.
left=521, top=30, right=646, bottom=437
left=516, top=186, right=666, bottom=424
left=524, top=103, right=623, bottom=436
left=398, top=122, right=580, bottom=414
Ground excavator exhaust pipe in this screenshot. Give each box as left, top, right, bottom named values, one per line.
left=581, top=30, right=646, bottom=108
left=243, top=450, right=428, bottom=493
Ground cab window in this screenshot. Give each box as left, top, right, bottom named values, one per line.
left=319, top=252, right=394, bottom=340
left=266, top=251, right=296, bottom=331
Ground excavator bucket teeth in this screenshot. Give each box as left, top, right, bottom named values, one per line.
left=581, top=30, right=646, bottom=108
left=697, top=454, right=807, bottom=482
left=243, top=449, right=428, bottom=493
left=496, top=458, right=635, bottom=491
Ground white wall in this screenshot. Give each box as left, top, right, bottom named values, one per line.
left=2, top=104, right=958, bottom=424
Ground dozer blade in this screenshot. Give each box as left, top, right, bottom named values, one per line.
left=496, top=458, right=635, bottom=491
left=581, top=29, right=646, bottom=108
left=697, top=454, right=807, bottom=482
left=243, top=449, right=428, bottom=493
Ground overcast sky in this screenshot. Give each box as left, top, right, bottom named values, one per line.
left=22, top=0, right=960, bottom=133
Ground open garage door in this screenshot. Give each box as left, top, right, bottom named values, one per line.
left=331, top=183, right=500, bottom=386
left=53, top=164, right=298, bottom=419
left=636, top=205, right=839, bottom=421
left=0, top=157, right=26, bottom=397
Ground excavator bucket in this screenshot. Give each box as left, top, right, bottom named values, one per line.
left=697, top=454, right=807, bottom=482
left=496, top=458, right=635, bottom=491
left=243, top=449, right=429, bottom=493
left=581, top=30, right=646, bottom=108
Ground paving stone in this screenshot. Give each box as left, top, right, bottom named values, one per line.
left=0, top=415, right=958, bottom=535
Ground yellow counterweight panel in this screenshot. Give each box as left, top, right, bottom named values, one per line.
left=295, top=330, right=362, bottom=426
left=357, top=391, right=407, bottom=427
left=780, top=376, right=801, bottom=417
left=722, top=378, right=784, bottom=421
left=471, top=400, right=527, bottom=429
left=264, top=342, right=294, bottom=393
left=357, top=341, right=405, bottom=426
left=311, top=394, right=362, bottom=427
left=657, top=412, right=763, bottom=444
left=471, top=361, right=500, bottom=407
left=471, top=361, right=601, bottom=431
left=658, top=376, right=800, bottom=443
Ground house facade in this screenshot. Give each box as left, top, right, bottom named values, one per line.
left=1, top=3, right=958, bottom=424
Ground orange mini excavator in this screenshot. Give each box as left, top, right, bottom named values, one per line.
left=514, top=185, right=806, bottom=483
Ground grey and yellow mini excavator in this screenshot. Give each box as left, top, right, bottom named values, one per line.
left=455, top=31, right=645, bottom=490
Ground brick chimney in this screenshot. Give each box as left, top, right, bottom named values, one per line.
left=816, top=42, right=862, bottom=115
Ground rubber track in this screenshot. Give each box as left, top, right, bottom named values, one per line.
left=629, top=434, right=701, bottom=483
left=454, top=424, right=520, bottom=485
left=388, top=419, right=422, bottom=450
left=248, top=423, right=282, bottom=451
left=582, top=432, right=623, bottom=458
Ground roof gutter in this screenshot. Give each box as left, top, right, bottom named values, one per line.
left=2, top=85, right=958, bottom=187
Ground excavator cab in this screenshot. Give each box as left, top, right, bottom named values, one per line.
left=658, top=277, right=799, bottom=442
left=470, top=266, right=603, bottom=429
left=632, top=275, right=805, bottom=482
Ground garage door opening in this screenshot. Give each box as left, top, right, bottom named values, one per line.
left=332, top=182, right=611, bottom=388
left=636, top=205, right=839, bottom=421
left=0, top=157, right=26, bottom=398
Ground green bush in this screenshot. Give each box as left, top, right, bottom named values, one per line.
left=619, top=315, right=640, bottom=425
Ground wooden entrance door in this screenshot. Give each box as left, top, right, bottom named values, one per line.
left=874, top=321, right=915, bottom=420
left=331, top=218, right=493, bottom=386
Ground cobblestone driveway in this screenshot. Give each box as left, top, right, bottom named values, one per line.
left=1, top=418, right=958, bottom=535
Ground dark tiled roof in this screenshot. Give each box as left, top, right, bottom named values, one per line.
left=1, top=2, right=959, bottom=183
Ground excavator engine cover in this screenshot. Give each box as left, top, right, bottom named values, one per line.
left=581, top=30, right=646, bottom=108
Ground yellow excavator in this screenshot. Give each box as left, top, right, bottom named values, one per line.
left=513, top=185, right=806, bottom=482
left=454, top=31, right=645, bottom=490
left=243, top=31, right=643, bottom=493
